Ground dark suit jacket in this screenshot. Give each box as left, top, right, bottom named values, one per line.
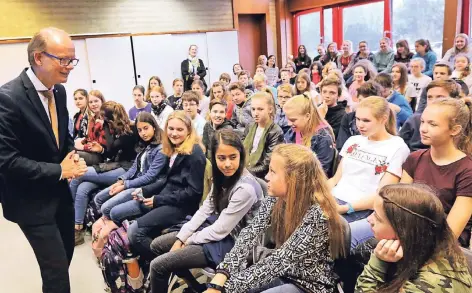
left=181, top=58, right=207, bottom=91
left=0, top=69, right=74, bottom=225
left=138, top=144, right=206, bottom=227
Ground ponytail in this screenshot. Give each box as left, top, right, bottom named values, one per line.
left=416, top=39, right=432, bottom=52
left=432, top=98, right=472, bottom=155
left=459, top=100, right=472, bottom=155
left=358, top=96, right=397, bottom=136
left=386, top=108, right=397, bottom=135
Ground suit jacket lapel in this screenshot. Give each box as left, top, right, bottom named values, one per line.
left=20, top=70, right=59, bottom=150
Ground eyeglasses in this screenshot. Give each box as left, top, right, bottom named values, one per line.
left=183, top=103, right=198, bottom=107
left=42, top=51, right=79, bottom=67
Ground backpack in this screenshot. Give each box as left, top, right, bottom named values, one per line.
left=84, top=191, right=102, bottom=232
left=91, top=217, right=108, bottom=259
left=100, top=220, right=145, bottom=293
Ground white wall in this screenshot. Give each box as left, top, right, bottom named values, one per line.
left=0, top=31, right=239, bottom=116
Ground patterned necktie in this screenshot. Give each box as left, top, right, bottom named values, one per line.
left=40, top=90, right=59, bottom=147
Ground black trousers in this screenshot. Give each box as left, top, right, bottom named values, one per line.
left=128, top=205, right=188, bottom=261
left=19, top=199, right=75, bottom=293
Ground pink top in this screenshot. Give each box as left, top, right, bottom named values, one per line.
left=349, top=81, right=363, bottom=103
left=295, top=131, right=303, bottom=144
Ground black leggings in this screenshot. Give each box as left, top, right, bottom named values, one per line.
left=150, top=231, right=209, bottom=293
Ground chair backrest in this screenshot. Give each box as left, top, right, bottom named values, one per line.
left=340, top=216, right=351, bottom=258
left=461, top=247, right=472, bottom=273
left=330, top=147, right=340, bottom=178
left=255, top=177, right=268, bottom=197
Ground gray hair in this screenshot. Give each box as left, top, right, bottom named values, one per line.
left=27, top=31, right=48, bottom=66
left=411, top=57, right=426, bottom=69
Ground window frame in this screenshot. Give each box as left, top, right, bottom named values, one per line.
left=293, top=7, right=324, bottom=55
left=293, top=0, right=392, bottom=53
left=463, top=0, right=471, bottom=35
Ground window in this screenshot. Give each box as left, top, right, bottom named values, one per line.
left=323, top=8, right=333, bottom=46
left=343, top=1, right=385, bottom=51
left=392, top=0, right=445, bottom=58
left=298, top=11, right=321, bottom=59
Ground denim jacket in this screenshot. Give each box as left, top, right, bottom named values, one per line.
left=118, top=144, right=165, bottom=189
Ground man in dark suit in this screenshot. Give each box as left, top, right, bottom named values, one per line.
left=0, top=27, right=88, bottom=293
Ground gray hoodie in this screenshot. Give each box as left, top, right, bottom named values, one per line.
left=373, top=48, right=395, bottom=73
left=230, top=97, right=254, bottom=135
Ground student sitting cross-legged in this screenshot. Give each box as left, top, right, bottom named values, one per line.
left=149, top=129, right=263, bottom=293
left=356, top=184, right=472, bottom=292
left=204, top=144, right=346, bottom=293
left=127, top=110, right=206, bottom=261
left=93, top=112, right=166, bottom=233
left=70, top=101, right=137, bottom=245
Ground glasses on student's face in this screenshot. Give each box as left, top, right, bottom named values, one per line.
left=183, top=102, right=198, bottom=107
left=42, top=51, right=79, bottom=67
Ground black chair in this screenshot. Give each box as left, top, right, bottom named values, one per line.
left=330, top=148, right=340, bottom=178
left=334, top=216, right=352, bottom=293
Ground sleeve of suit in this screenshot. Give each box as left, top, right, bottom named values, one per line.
left=0, top=92, right=62, bottom=184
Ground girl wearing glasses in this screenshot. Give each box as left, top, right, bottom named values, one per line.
left=356, top=184, right=472, bottom=292
left=400, top=98, right=472, bottom=248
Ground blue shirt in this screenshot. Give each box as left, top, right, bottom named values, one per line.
left=128, top=103, right=152, bottom=121
left=388, top=91, right=413, bottom=128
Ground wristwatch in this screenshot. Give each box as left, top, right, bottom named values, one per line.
left=206, top=283, right=225, bottom=292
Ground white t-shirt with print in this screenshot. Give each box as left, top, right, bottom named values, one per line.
left=332, top=135, right=410, bottom=203
left=251, top=127, right=265, bottom=154
left=408, top=74, right=432, bottom=97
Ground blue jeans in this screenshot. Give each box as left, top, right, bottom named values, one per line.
left=349, top=218, right=374, bottom=250
left=94, top=187, right=134, bottom=219
left=336, top=199, right=373, bottom=223
left=335, top=198, right=374, bottom=249
left=70, top=167, right=126, bottom=225
left=109, top=199, right=151, bottom=225
left=248, top=278, right=304, bottom=293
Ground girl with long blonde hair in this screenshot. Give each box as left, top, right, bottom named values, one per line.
left=127, top=110, right=206, bottom=260
left=207, top=144, right=346, bottom=293
left=328, top=96, right=410, bottom=248
left=283, top=93, right=335, bottom=176
left=243, top=91, right=284, bottom=179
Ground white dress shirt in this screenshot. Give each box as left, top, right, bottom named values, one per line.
left=26, top=67, right=55, bottom=121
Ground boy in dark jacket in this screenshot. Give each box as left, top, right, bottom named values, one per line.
left=318, top=78, right=346, bottom=138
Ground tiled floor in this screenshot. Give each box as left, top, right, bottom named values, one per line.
left=0, top=205, right=109, bottom=293
left=0, top=205, right=194, bottom=293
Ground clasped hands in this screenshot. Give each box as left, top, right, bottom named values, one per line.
left=60, top=150, right=87, bottom=179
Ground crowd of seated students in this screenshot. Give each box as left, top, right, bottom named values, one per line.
left=67, top=35, right=472, bottom=293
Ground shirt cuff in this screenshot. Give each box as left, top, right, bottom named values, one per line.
left=59, top=165, right=63, bottom=181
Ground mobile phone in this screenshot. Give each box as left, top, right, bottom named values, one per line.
left=135, top=189, right=145, bottom=201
